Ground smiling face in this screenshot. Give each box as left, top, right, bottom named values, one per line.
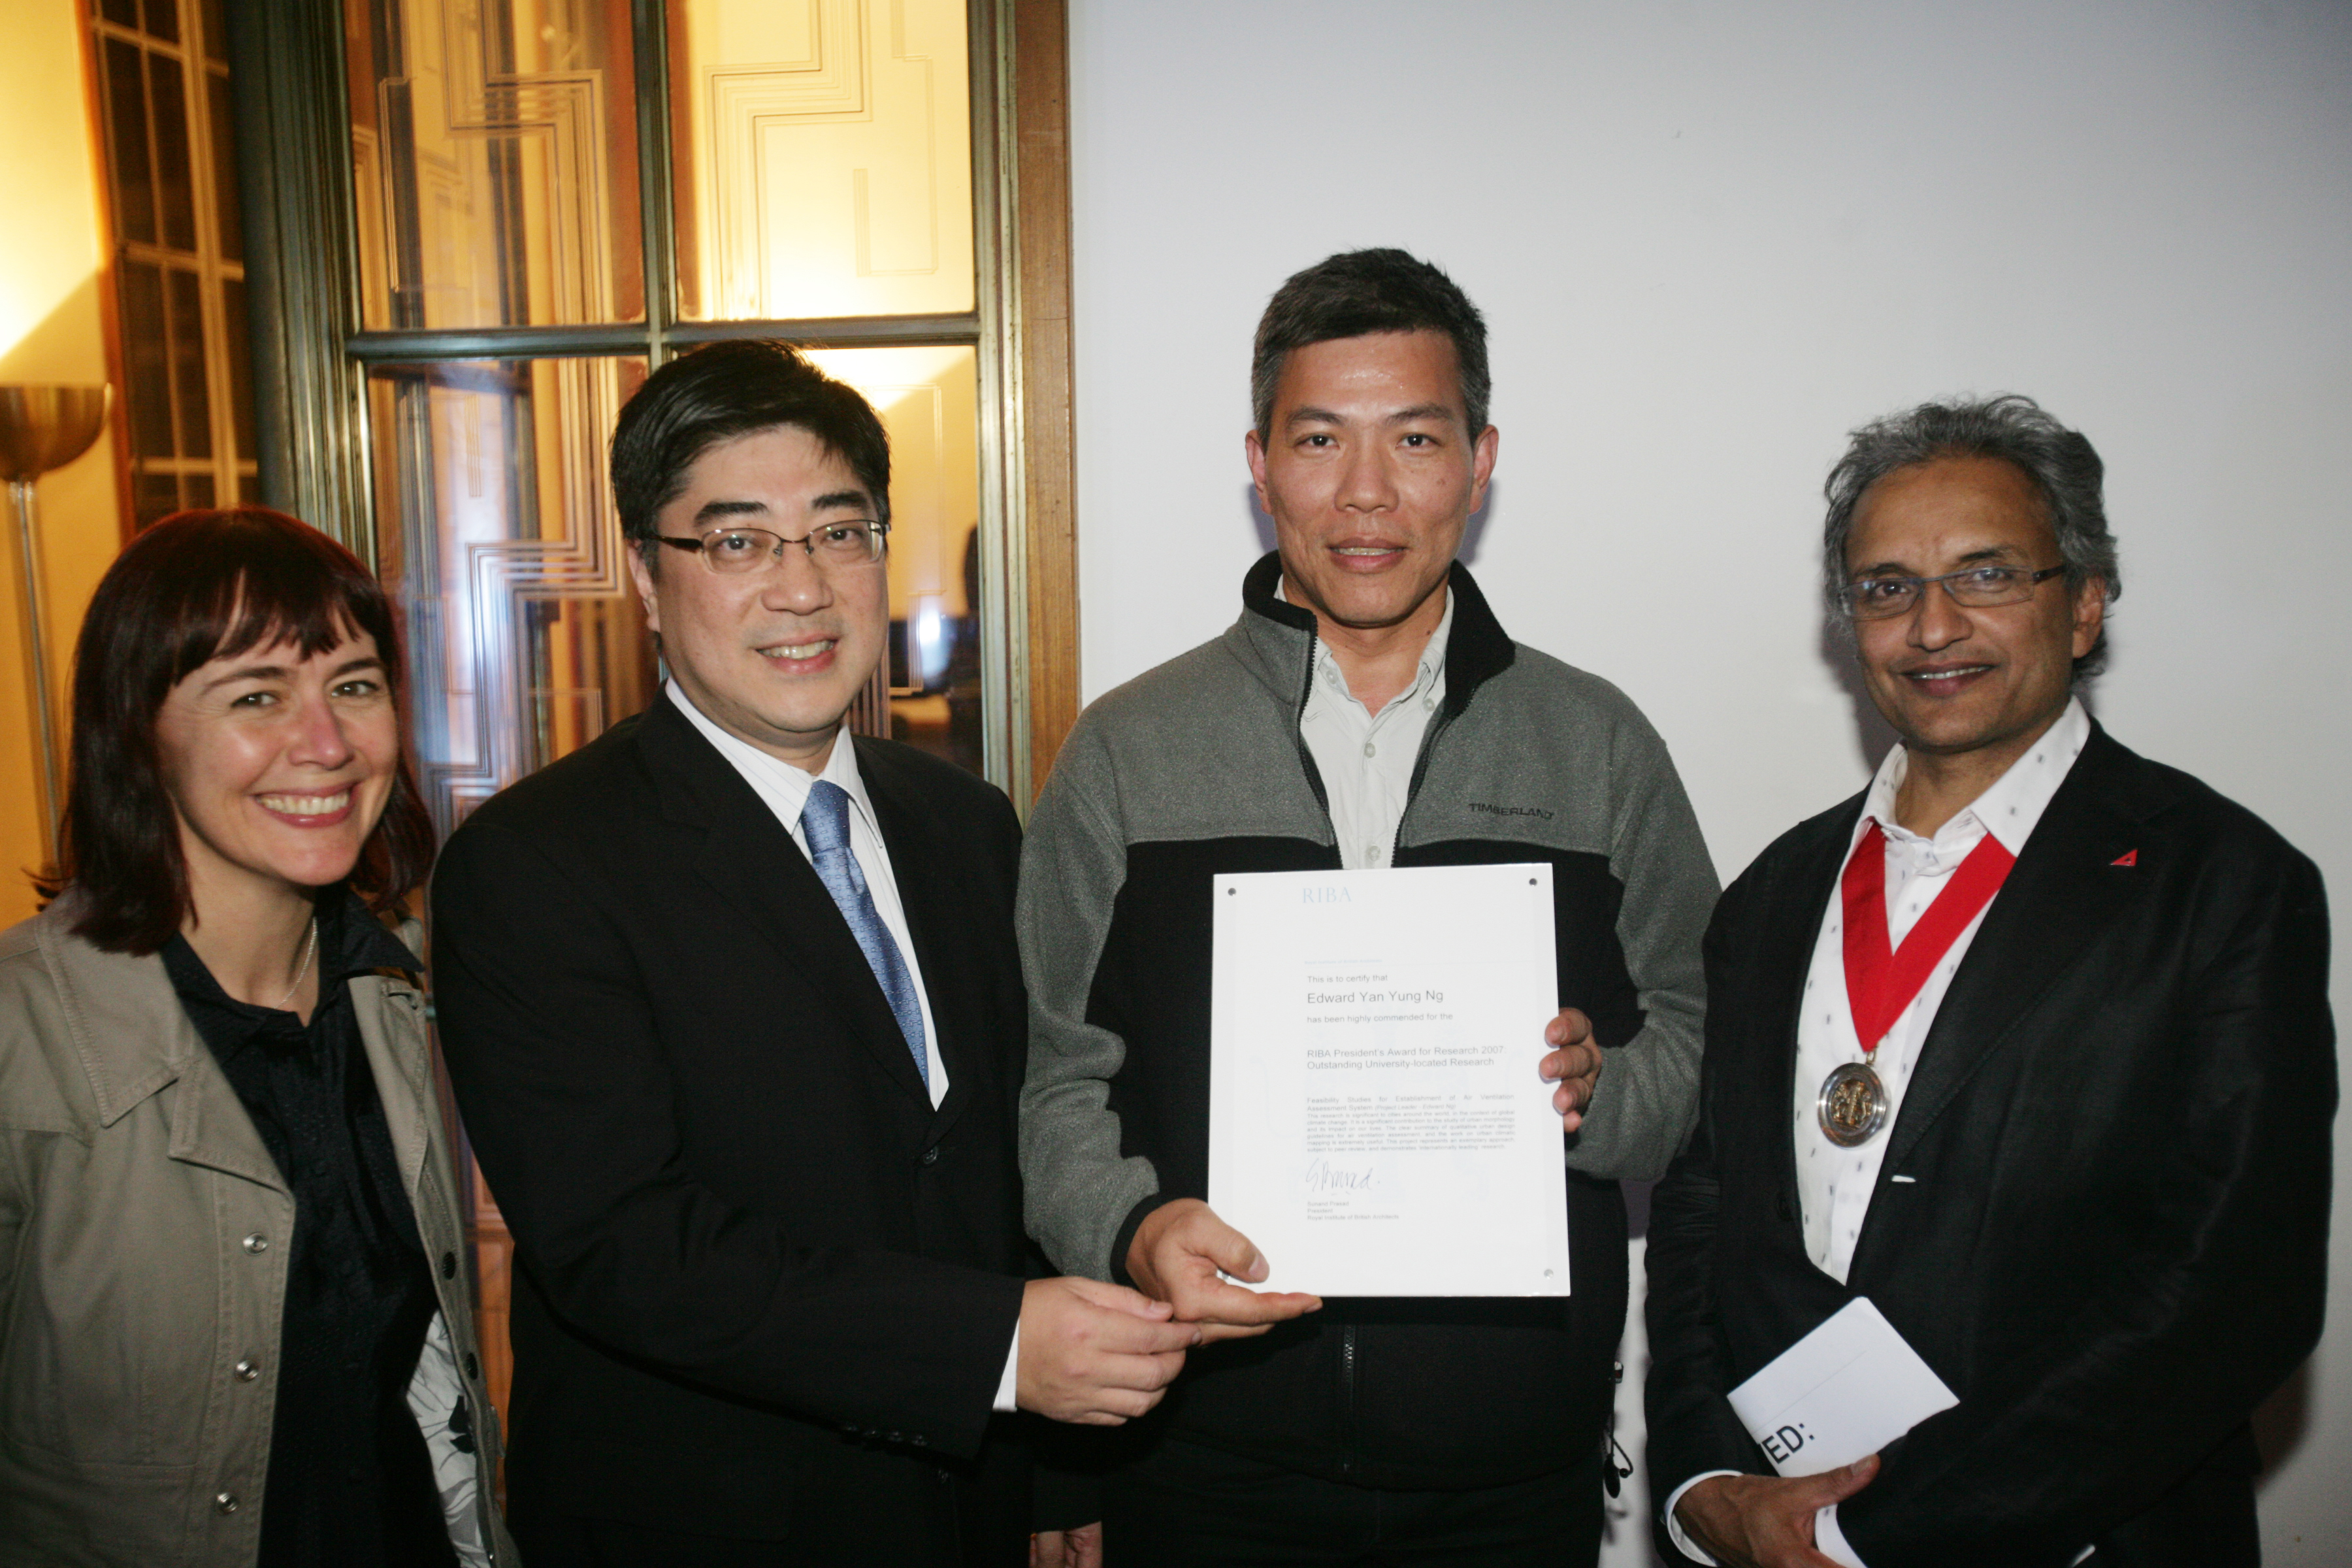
left=1245, top=330, right=1497, bottom=647
left=152, top=628, right=401, bottom=915
left=626, top=423, right=888, bottom=772
left=1846, top=455, right=2104, bottom=770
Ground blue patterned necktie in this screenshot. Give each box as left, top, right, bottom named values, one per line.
left=800, top=779, right=929, bottom=1090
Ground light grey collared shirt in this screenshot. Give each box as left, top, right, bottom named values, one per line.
left=1283, top=583, right=1454, bottom=868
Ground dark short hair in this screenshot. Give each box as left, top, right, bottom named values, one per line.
left=610, top=340, right=892, bottom=567
left=39, top=508, right=436, bottom=954
left=1822, top=393, right=2123, bottom=679
left=1250, top=248, right=1492, bottom=440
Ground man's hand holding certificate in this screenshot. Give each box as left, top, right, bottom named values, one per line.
left=1170, top=864, right=1584, bottom=1302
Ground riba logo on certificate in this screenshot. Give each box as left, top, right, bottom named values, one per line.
left=1208, top=864, right=1571, bottom=1298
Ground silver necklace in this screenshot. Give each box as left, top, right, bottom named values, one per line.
left=270, top=918, right=318, bottom=1011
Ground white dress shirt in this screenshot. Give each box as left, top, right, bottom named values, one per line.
left=670, top=681, right=1024, bottom=1411
left=1667, top=698, right=2093, bottom=1568
left=1285, top=582, right=1452, bottom=868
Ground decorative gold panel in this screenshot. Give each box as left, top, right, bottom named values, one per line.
left=367, top=357, right=656, bottom=832
left=347, top=0, right=644, bottom=330
left=672, top=0, right=975, bottom=321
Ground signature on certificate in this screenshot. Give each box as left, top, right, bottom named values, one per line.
left=1303, top=1158, right=1377, bottom=1193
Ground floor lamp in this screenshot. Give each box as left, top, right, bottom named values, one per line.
left=0, top=385, right=110, bottom=865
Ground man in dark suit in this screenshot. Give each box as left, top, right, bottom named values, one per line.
left=1645, top=395, right=2334, bottom=1568
left=431, top=341, right=1196, bottom=1567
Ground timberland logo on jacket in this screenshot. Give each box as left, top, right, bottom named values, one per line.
left=1467, top=802, right=1556, bottom=821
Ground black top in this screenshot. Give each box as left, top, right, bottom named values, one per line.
left=163, top=892, right=456, bottom=1568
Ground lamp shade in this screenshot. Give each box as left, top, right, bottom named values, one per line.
left=0, top=385, right=110, bottom=483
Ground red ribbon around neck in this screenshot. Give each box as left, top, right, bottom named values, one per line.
left=1840, top=821, right=2016, bottom=1058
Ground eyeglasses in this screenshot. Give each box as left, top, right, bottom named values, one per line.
left=1837, top=563, right=2066, bottom=620
left=655, top=520, right=890, bottom=574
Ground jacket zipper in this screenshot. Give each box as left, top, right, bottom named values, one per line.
left=1292, top=632, right=1333, bottom=817
left=1293, top=630, right=1469, bottom=1472
left=1339, top=1324, right=1358, bottom=1477
left=1390, top=693, right=1457, bottom=868
left=1288, top=630, right=1364, bottom=1476
left=1288, top=633, right=1360, bottom=1467
left=1293, top=634, right=1463, bottom=1477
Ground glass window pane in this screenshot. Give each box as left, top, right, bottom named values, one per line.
left=221, top=274, right=255, bottom=457
left=208, top=69, right=242, bottom=263
left=803, top=346, right=983, bottom=775
left=367, top=357, right=657, bottom=832
left=102, top=35, right=156, bottom=247
left=671, top=0, right=975, bottom=322
left=346, top=1, right=645, bottom=331
left=166, top=265, right=212, bottom=459
left=141, top=0, right=179, bottom=44
left=151, top=41, right=197, bottom=251
left=132, top=470, right=178, bottom=529
left=118, top=260, right=172, bottom=455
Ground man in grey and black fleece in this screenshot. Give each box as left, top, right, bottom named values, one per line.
left=1017, top=248, right=1720, bottom=1566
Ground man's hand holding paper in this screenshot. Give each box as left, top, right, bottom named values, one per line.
left=1542, top=1005, right=1603, bottom=1129
left=1124, top=1198, right=1322, bottom=1341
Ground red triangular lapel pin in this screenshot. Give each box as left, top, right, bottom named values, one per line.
left=2110, top=849, right=2138, bottom=867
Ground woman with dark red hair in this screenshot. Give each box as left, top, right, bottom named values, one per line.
left=0, top=509, right=514, bottom=1567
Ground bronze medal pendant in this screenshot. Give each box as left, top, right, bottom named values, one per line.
left=1817, top=1060, right=1888, bottom=1147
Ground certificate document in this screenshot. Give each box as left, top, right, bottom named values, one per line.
left=1207, top=863, right=1570, bottom=1298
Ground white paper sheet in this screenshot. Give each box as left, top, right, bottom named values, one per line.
left=1727, top=1298, right=1958, bottom=1475
left=1207, top=864, right=1570, bottom=1297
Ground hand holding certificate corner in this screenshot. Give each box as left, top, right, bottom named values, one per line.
left=1198, top=862, right=1576, bottom=1299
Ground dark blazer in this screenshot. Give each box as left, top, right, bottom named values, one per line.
left=430, top=693, right=1032, bottom=1563
left=1646, top=725, right=2334, bottom=1568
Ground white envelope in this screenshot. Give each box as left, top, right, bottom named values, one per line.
left=1726, top=1298, right=1957, bottom=1476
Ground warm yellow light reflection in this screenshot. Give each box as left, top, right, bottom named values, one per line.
left=0, top=271, right=95, bottom=370
left=804, top=345, right=979, bottom=619
left=1, top=1, right=107, bottom=373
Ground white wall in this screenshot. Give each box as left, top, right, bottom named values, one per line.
left=1064, top=1, right=2352, bottom=1561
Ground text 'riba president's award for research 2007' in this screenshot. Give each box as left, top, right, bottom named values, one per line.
left=1207, top=863, right=1571, bottom=1298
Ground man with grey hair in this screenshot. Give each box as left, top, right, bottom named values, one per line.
left=1018, top=247, right=1719, bottom=1563
left=1644, top=395, right=2334, bottom=1568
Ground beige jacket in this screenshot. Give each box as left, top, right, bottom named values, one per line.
left=0, top=903, right=517, bottom=1567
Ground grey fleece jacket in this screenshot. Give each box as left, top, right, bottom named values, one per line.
left=1013, top=554, right=1718, bottom=1490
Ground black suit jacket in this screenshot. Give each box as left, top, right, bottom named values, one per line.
left=431, top=693, right=1032, bottom=1557
left=1646, top=725, right=2334, bottom=1568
